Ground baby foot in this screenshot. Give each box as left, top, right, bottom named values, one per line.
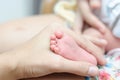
left=50, top=31, right=97, bottom=65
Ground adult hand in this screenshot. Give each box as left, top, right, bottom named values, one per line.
left=0, top=20, right=108, bottom=80
left=77, top=0, right=106, bottom=34
left=0, top=24, right=101, bottom=80
left=16, top=24, right=100, bottom=78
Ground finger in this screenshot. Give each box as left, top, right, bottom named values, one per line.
left=62, top=28, right=106, bottom=65
left=89, top=0, right=101, bottom=9
left=78, top=0, right=106, bottom=34
left=73, top=9, right=83, bottom=34
left=84, top=35, right=107, bottom=48
left=54, top=56, right=99, bottom=76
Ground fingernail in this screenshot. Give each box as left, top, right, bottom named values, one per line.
left=101, top=56, right=107, bottom=65
left=91, top=0, right=101, bottom=9
left=88, top=66, right=99, bottom=76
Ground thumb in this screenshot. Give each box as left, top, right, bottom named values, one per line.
left=54, top=57, right=99, bottom=76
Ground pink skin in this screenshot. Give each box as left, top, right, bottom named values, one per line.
left=84, top=27, right=120, bottom=51
left=50, top=31, right=97, bottom=65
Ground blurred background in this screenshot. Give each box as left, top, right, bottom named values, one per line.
left=0, top=0, right=57, bottom=24
left=0, top=0, right=42, bottom=24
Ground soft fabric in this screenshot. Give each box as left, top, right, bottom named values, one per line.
left=96, top=48, right=120, bottom=80
left=100, top=0, right=120, bottom=38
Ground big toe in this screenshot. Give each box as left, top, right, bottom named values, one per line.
left=54, top=31, right=63, bottom=39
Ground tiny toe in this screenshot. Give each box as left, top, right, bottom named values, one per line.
left=50, top=40, right=57, bottom=45
left=50, top=35, right=56, bottom=40
left=54, top=31, right=63, bottom=39
left=50, top=45, right=56, bottom=51
left=54, top=47, right=60, bottom=53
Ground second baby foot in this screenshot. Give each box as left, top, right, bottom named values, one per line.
left=50, top=31, right=97, bottom=65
